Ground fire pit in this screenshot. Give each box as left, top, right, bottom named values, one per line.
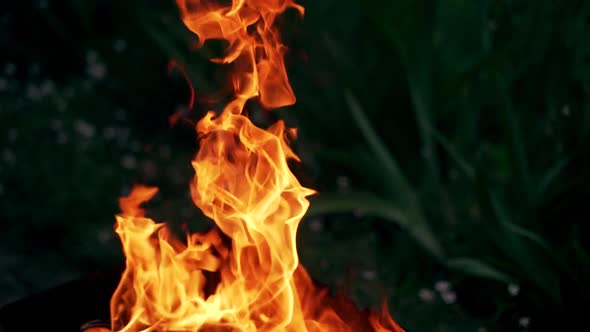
left=80, top=320, right=110, bottom=332
left=0, top=267, right=121, bottom=331
left=0, top=267, right=402, bottom=332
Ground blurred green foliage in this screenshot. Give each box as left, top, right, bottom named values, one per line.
left=1, top=0, right=590, bottom=331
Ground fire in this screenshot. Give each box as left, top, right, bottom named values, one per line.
left=109, top=0, right=405, bottom=331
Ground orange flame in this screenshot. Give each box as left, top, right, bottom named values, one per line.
left=109, top=0, right=404, bottom=331
left=177, top=0, right=301, bottom=110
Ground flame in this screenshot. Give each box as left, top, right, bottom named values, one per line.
left=109, top=0, right=405, bottom=331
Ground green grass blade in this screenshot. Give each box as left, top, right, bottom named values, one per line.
left=489, top=193, right=562, bottom=304
left=141, top=21, right=188, bottom=65
left=535, top=156, right=571, bottom=201
left=504, top=221, right=571, bottom=277
left=343, top=90, right=410, bottom=195
left=343, top=91, right=445, bottom=261
left=307, top=192, right=406, bottom=225
left=447, top=257, right=513, bottom=283
left=308, top=192, right=444, bottom=261
left=504, top=222, right=550, bottom=251
left=405, top=60, right=439, bottom=183
left=496, top=73, right=532, bottom=202
left=369, top=7, right=440, bottom=187
left=429, top=126, right=475, bottom=179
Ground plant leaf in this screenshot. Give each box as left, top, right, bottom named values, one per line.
left=429, top=126, right=475, bottom=179
left=308, top=192, right=444, bottom=261
left=308, top=192, right=406, bottom=224
left=343, top=91, right=411, bottom=197
left=535, top=156, right=571, bottom=201
left=496, top=72, right=532, bottom=203
left=447, top=257, right=513, bottom=283
left=489, top=193, right=562, bottom=304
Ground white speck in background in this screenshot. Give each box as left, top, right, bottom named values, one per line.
left=121, top=155, right=137, bottom=170
left=361, top=270, right=376, bottom=281
left=441, top=291, right=456, bottom=304
left=562, top=105, right=570, bottom=116
left=0, top=78, right=8, bottom=91
left=86, top=50, right=107, bottom=80
left=87, top=62, right=107, bottom=80
left=74, top=119, right=96, bottom=139
left=26, top=84, right=42, bottom=100
left=434, top=280, right=451, bottom=293
left=2, top=149, right=15, bottom=165
left=25, top=80, right=55, bottom=99
left=336, top=176, right=350, bottom=191
left=39, top=79, right=55, bottom=96
left=418, top=288, right=435, bottom=303
left=508, top=283, right=520, bottom=296
left=519, top=317, right=530, bottom=328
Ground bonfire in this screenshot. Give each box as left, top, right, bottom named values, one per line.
left=103, top=1, right=405, bottom=331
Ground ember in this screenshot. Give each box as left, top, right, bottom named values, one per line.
left=108, top=0, right=404, bottom=331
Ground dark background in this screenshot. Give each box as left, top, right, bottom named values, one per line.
left=1, top=0, right=590, bottom=331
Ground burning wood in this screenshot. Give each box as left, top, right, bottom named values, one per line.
left=107, top=0, right=405, bottom=331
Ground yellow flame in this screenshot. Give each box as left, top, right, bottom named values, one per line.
left=109, top=0, right=405, bottom=331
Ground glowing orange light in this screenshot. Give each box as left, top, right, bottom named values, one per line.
left=109, top=0, right=405, bottom=331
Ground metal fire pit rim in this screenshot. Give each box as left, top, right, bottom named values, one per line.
left=80, top=319, right=110, bottom=331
